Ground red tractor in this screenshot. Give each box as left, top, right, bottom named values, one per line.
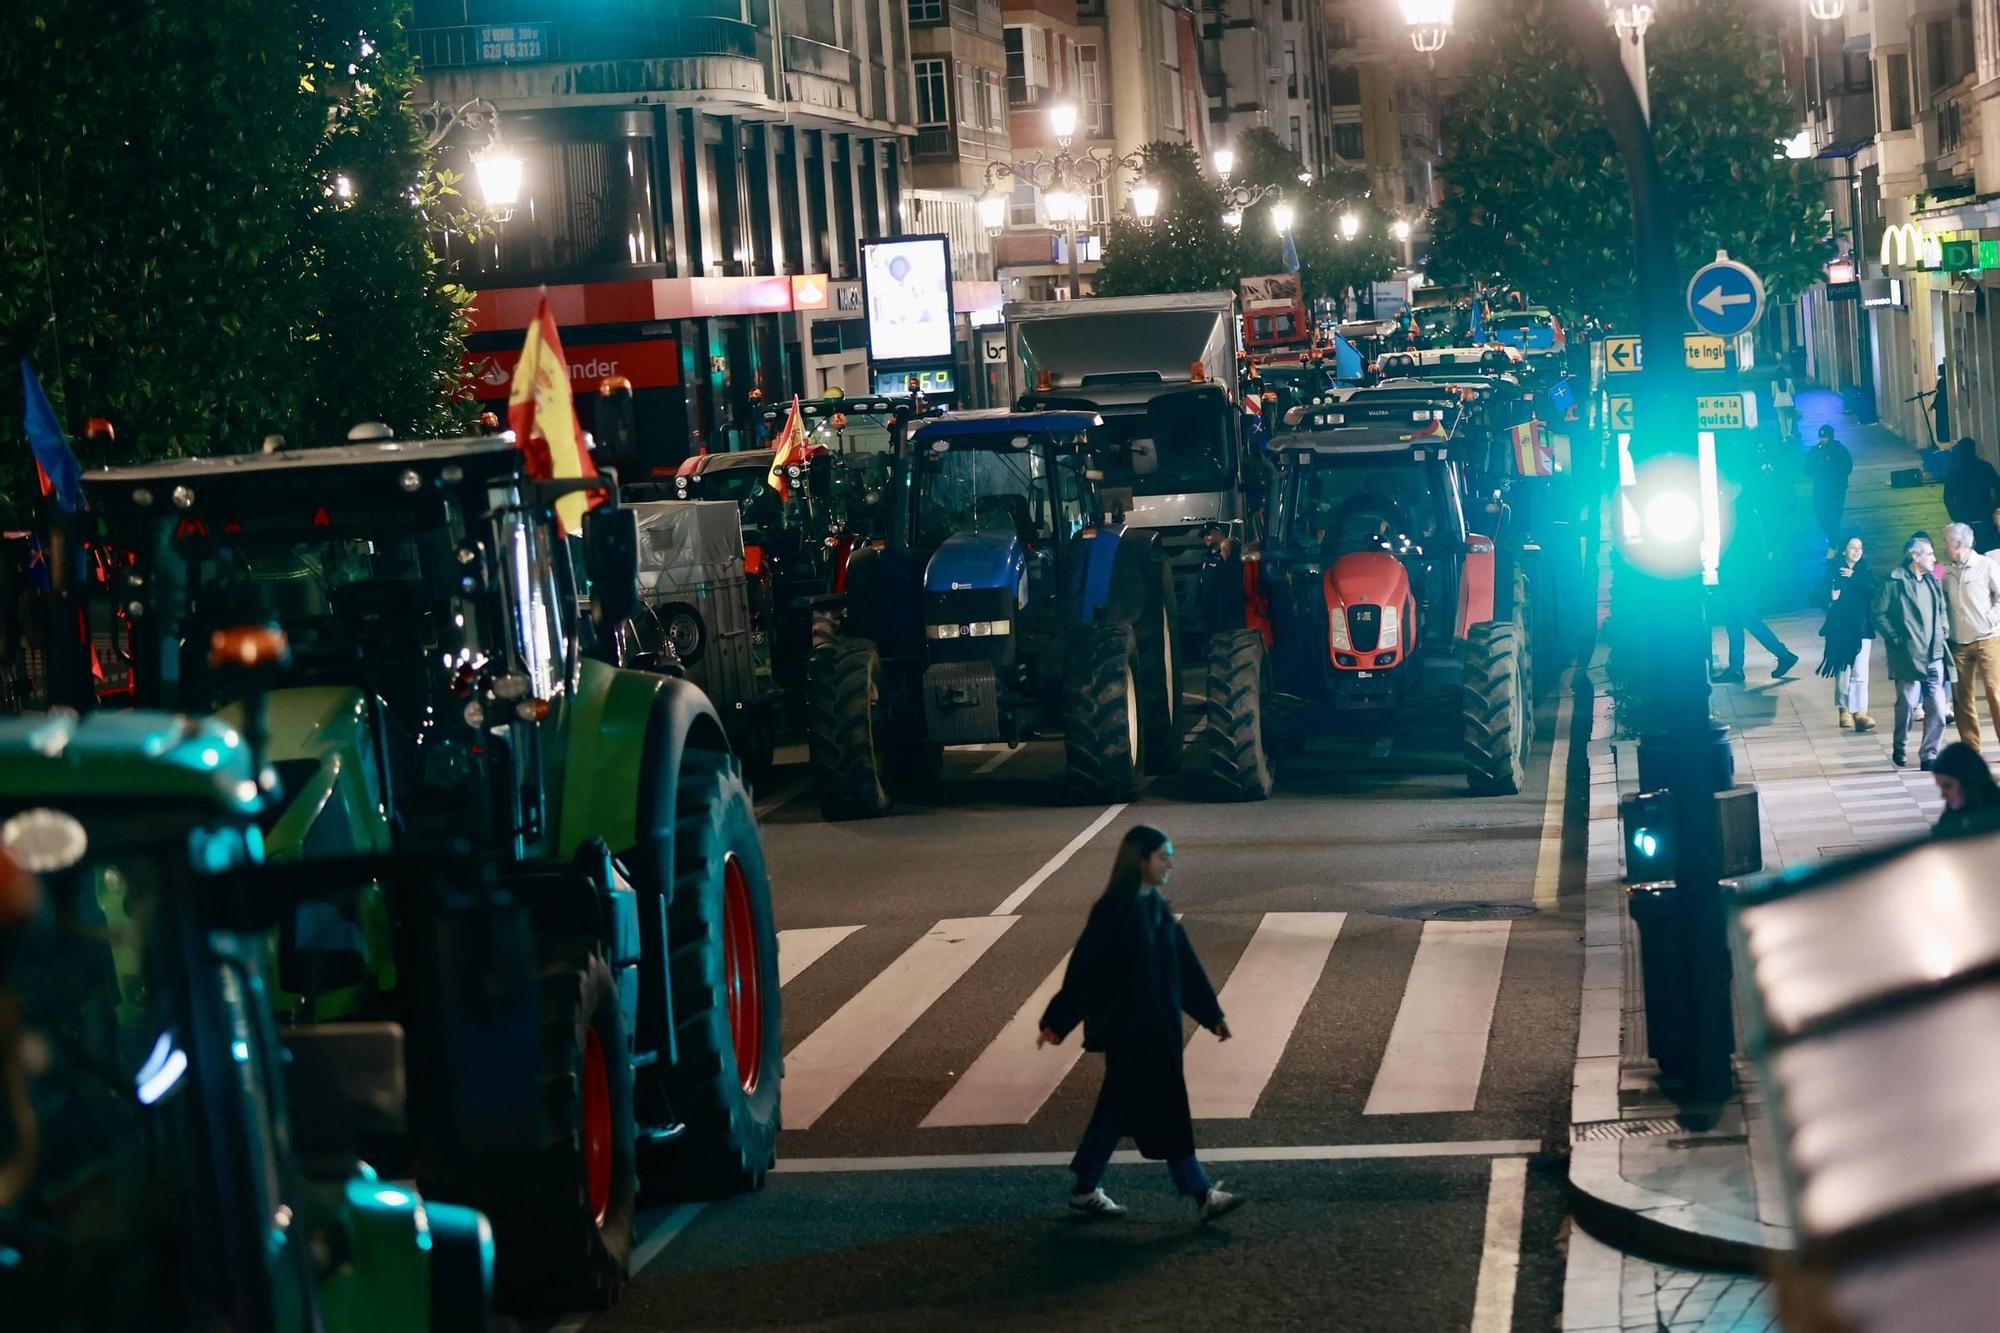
left=1197, top=397, right=1536, bottom=799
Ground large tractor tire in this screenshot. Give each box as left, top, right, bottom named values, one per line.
left=1063, top=622, right=1144, bottom=802
left=424, top=937, right=636, bottom=1312
left=1463, top=621, right=1530, bottom=796
left=1198, top=629, right=1275, bottom=802
left=1131, top=559, right=1183, bottom=776
left=806, top=637, right=891, bottom=820
left=654, top=750, right=783, bottom=1198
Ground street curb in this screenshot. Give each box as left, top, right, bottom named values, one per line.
left=1562, top=670, right=1793, bottom=1275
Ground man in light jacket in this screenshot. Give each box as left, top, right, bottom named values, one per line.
left=1875, top=535, right=1955, bottom=769
left=1942, top=522, right=2000, bottom=748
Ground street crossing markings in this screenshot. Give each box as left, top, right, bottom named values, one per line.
left=1364, top=920, right=1512, bottom=1115
left=989, top=803, right=1129, bottom=915
left=1186, top=912, right=1347, bottom=1119
left=773, top=1140, right=1541, bottom=1173
left=919, top=951, right=1079, bottom=1128
left=776, top=925, right=863, bottom=987
left=974, top=745, right=1021, bottom=775
left=1469, top=1156, right=1529, bottom=1333
left=782, top=915, right=1018, bottom=1130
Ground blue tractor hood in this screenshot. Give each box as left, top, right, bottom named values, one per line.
left=925, top=528, right=1027, bottom=604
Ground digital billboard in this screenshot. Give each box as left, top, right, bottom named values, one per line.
left=861, top=235, right=955, bottom=365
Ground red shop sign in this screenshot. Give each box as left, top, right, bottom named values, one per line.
left=461, top=338, right=681, bottom=399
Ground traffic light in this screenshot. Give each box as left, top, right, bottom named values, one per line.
left=1620, top=788, right=1678, bottom=883
left=1618, top=450, right=1713, bottom=580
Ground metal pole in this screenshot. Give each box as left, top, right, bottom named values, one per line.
left=1067, top=216, right=1081, bottom=298
left=1566, top=0, right=1735, bottom=1099
left=1621, top=29, right=1651, bottom=125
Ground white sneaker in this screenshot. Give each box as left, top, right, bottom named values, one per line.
left=1069, top=1187, right=1126, bottom=1217
left=1198, top=1183, right=1244, bottom=1223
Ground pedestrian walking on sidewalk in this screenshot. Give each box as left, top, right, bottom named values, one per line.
left=1944, top=438, right=2000, bottom=530
left=1817, top=533, right=1878, bottom=732
left=1941, top=523, right=2000, bottom=750
left=1874, top=535, right=1955, bottom=769
left=1039, top=826, right=1244, bottom=1224
left=1932, top=742, right=2000, bottom=837
left=1806, top=425, right=1854, bottom=556
left=1771, top=374, right=1798, bottom=444
left=1712, top=489, right=1798, bottom=684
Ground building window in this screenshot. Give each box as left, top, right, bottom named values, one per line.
left=915, top=57, right=951, bottom=126
left=987, top=70, right=1005, bottom=126
left=1079, top=44, right=1106, bottom=135
left=1290, top=116, right=1302, bottom=156
left=1335, top=123, right=1364, bottom=159
left=957, top=62, right=980, bottom=127
left=1087, top=178, right=1107, bottom=227
left=1009, top=180, right=1039, bottom=227
left=1285, top=41, right=1297, bottom=98
left=1883, top=52, right=1912, bottom=130
left=1330, top=15, right=1352, bottom=47
left=1282, top=0, right=1294, bottom=16
left=907, top=0, right=944, bottom=23
left=1160, top=8, right=1180, bottom=68
left=1005, top=27, right=1029, bottom=107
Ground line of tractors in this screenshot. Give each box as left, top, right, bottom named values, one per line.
left=0, top=292, right=1582, bottom=1330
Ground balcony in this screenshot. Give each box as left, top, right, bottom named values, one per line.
left=414, top=15, right=772, bottom=104
left=1813, top=87, right=1876, bottom=154
left=914, top=125, right=959, bottom=159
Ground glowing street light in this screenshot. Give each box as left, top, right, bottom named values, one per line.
left=1222, top=208, right=1244, bottom=231
left=1044, top=189, right=1080, bottom=224
left=1212, top=146, right=1236, bottom=180
left=1806, top=0, right=1845, bottom=18
left=1339, top=211, right=1360, bottom=241
left=1131, top=180, right=1161, bottom=225
left=1271, top=201, right=1296, bottom=235
left=472, top=142, right=524, bottom=222
left=1399, top=0, right=1455, bottom=53
left=1390, top=218, right=1412, bottom=241
left=1604, top=0, right=1655, bottom=40
left=976, top=190, right=1008, bottom=232
left=1048, top=102, right=1080, bottom=146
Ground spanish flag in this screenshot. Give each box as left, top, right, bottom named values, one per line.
left=765, top=396, right=808, bottom=503
left=507, top=295, right=601, bottom=536
left=1510, top=419, right=1556, bottom=477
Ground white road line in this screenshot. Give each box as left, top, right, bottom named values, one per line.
left=974, top=745, right=1021, bottom=775
left=1533, top=688, right=1575, bottom=909
left=1364, top=920, right=1512, bottom=1116
left=781, top=916, right=1017, bottom=1130
left=776, top=926, right=862, bottom=987
left=1185, top=912, right=1346, bottom=1119
left=988, top=804, right=1128, bottom=916
left=920, top=952, right=1077, bottom=1128
left=1469, top=1156, right=1528, bottom=1333
left=773, top=1140, right=1540, bottom=1174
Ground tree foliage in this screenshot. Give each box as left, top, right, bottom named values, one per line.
left=1094, top=131, right=1398, bottom=307
left=0, top=0, right=477, bottom=521
left=1429, top=0, right=1827, bottom=324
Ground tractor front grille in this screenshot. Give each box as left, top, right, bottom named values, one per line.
left=1347, top=604, right=1382, bottom=653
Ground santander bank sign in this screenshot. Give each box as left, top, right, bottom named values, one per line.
left=461, top=338, right=681, bottom=399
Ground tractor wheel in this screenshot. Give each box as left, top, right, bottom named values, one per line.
left=423, top=937, right=636, bottom=1312
left=1199, top=629, right=1275, bottom=802
left=806, top=637, right=891, bottom=820
left=1463, top=621, right=1530, bottom=796
left=653, top=750, right=783, bottom=1198
left=1063, top=622, right=1143, bottom=802
left=1132, top=562, right=1183, bottom=776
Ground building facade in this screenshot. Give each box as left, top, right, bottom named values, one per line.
left=1199, top=0, right=1332, bottom=176
left=413, top=0, right=917, bottom=476
left=1322, top=1, right=1439, bottom=233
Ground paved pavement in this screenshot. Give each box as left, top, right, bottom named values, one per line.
left=550, top=668, right=1585, bottom=1330
left=1559, top=388, right=1958, bottom=1331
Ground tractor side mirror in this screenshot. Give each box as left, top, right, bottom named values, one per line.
left=583, top=507, right=639, bottom=627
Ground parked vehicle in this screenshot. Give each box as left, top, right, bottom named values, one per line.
left=0, top=696, right=493, bottom=1332
left=1488, top=307, right=1567, bottom=360
left=1196, top=397, right=1536, bottom=800
left=806, top=410, right=1181, bottom=818
left=80, top=436, right=783, bottom=1311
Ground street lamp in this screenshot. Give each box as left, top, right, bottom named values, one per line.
left=1131, top=181, right=1161, bottom=226
left=1211, top=143, right=1284, bottom=227
left=1222, top=208, right=1245, bottom=231
left=1399, top=0, right=1455, bottom=53
left=1339, top=211, right=1361, bottom=241
left=1806, top=0, right=1845, bottom=18
left=977, top=103, right=1148, bottom=298
left=1271, top=201, right=1296, bottom=236
left=1391, top=217, right=1414, bottom=267
left=416, top=97, right=524, bottom=221
left=1212, top=146, right=1236, bottom=179
left=1605, top=0, right=1655, bottom=40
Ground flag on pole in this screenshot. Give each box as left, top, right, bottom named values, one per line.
left=1510, top=419, right=1556, bottom=477
left=21, top=360, right=85, bottom=514
left=506, top=296, right=600, bottom=536
left=1468, top=299, right=1485, bottom=343
left=765, top=397, right=808, bottom=503
left=1281, top=230, right=1300, bottom=274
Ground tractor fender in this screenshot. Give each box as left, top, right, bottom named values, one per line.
left=1071, top=528, right=1126, bottom=624
left=551, top=657, right=729, bottom=862
left=1097, top=528, right=1165, bottom=628
left=1456, top=534, right=1498, bottom=638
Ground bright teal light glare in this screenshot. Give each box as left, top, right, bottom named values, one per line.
left=1632, top=830, right=1661, bottom=859
left=1642, top=490, right=1701, bottom=544
left=231, top=1040, right=250, bottom=1062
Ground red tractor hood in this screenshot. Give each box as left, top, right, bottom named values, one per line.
left=1325, top=550, right=1409, bottom=610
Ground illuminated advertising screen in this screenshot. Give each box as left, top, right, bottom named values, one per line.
left=862, top=235, right=955, bottom=365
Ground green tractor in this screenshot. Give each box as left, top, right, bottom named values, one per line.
left=79, top=436, right=784, bottom=1310
left=0, top=702, right=492, bottom=1332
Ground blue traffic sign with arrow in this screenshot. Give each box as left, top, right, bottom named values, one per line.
left=1686, top=252, right=1765, bottom=339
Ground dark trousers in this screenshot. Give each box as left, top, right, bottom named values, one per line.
left=1070, top=1069, right=1212, bottom=1199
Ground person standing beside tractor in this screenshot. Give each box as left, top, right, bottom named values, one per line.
left=1038, top=826, right=1244, bottom=1224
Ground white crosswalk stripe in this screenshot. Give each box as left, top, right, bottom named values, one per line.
left=1185, top=912, right=1346, bottom=1119
left=776, top=926, right=862, bottom=987
left=781, top=915, right=1017, bottom=1130
left=1365, top=920, right=1512, bottom=1116
left=919, top=952, right=1077, bottom=1128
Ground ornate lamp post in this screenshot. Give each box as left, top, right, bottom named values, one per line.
left=1391, top=217, right=1414, bottom=267
left=978, top=103, right=1151, bottom=298
left=415, top=97, right=524, bottom=221
left=1338, top=210, right=1361, bottom=242
left=1213, top=147, right=1284, bottom=231
left=1399, top=0, right=1456, bottom=53
left=1806, top=0, right=1845, bottom=18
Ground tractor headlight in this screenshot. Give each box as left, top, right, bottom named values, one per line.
left=1328, top=609, right=1353, bottom=652
left=1379, top=604, right=1400, bottom=650
left=926, top=620, right=1012, bottom=640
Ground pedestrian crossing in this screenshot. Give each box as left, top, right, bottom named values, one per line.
left=774, top=908, right=1519, bottom=1135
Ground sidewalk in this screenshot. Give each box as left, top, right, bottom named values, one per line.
left=1561, top=389, right=1969, bottom=1330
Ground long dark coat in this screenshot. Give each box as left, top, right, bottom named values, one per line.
left=1040, top=887, right=1224, bottom=1162
left=1817, top=556, right=1878, bottom=678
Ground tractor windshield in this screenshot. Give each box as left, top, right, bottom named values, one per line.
left=1273, top=450, right=1465, bottom=558
left=1087, top=392, right=1234, bottom=498
left=907, top=436, right=1090, bottom=550
left=1255, top=366, right=1336, bottom=418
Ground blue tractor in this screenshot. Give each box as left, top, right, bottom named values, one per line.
left=805, top=411, right=1183, bottom=818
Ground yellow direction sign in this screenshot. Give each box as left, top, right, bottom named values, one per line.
left=1605, top=336, right=1643, bottom=374
left=1684, top=335, right=1727, bottom=370
left=1608, top=395, right=1635, bottom=432
left=1696, top=393, right=1756, bottom=430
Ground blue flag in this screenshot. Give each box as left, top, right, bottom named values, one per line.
left=1546, top=377, right=1577, bottom=415
left=1468, top=299, right=1485, bottom=342
left=1281, top=231, right=1300, bottom=274
left=1332, top=333, right=1363, bottom=383
left=21, top=360, right=85, bottom=514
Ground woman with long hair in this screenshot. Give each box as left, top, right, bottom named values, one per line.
left=1817, top=532, right=1878, bottom=732
left=1931, top=742, right=2000, bottom=837
left=1037, top=826, right=1242, bottom=1222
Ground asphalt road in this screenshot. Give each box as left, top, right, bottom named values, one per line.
left=568, top=680, right=1586, bottom=1332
